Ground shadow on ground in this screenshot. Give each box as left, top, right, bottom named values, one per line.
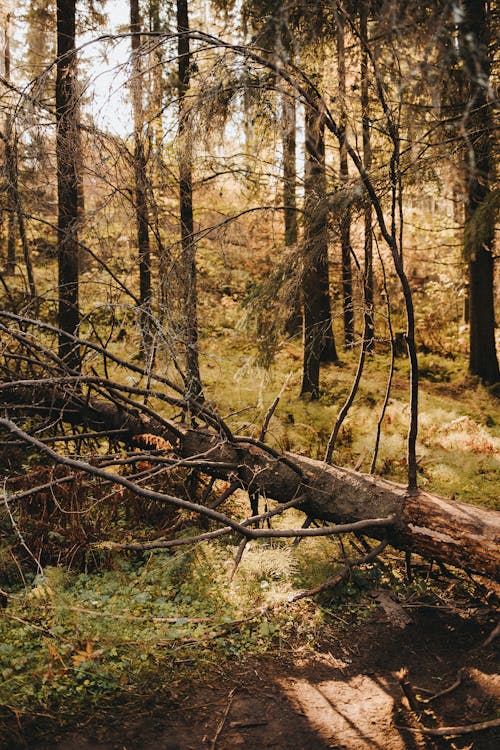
left=3, top=604, right=499, bottom=749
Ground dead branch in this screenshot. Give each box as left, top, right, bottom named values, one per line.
left=210, top=688, right=236, bottom=750
left=481, top=620, right=500, bottom=649
left=422, top=717, right=500, bottom=737
left=419, top=668, right=466, bottom=704
left=0, top=419, right=394, bottom=546
left=406, top=717, right=500, bottom=738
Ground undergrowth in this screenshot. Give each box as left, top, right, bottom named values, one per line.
left=0, top=525, right=492, bottom=741
left=0, top=535, right=333, bottom=726
left=201, top=340, right=500, bottom=507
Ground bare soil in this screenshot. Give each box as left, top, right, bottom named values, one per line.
left=4, top=602, right=499, bottom=750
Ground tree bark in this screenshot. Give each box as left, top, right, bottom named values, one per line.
left=2, top=12, right=37, bottom=299
left=360, top=4, right=374, bottom=353
left=301, top=90, right=338, bottom=398
left=282, top=91, right=301, bottom=336
left=178, top=432, right=500, bottom=581
left=458, top=0, right=499, bottom=385
left=3, top=12, right=16, bottom=276
left=177, top=0, right=203, bottom=400
left=6, top=132, right=37, bottom=303
left=56, top=0, right=80, bottom=371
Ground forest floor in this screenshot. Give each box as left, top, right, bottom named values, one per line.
left=4, top=598, right=499, bottom=750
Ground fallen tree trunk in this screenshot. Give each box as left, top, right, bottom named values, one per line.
left=179, top=429, right=500, bottom=580
left=1, top=386, right=499, bottom=580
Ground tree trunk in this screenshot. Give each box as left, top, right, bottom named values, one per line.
left=336, top=4, right=354, bottom=348
left=130, top=0, right=153, bottom=350
left=1, top=383, right=497, bottom=580
left=177, top=0, right=203, bottom=400
left=179, top=432, right=499, bottom=581
left=56, top=0, right=80, bottom=371
left=360, top=4, right=374, bottom=353
left=3, top=12, right=16, bottom=277
left=282, top=92, right=301, bottom=336
left=459, top=0, right=499, bottom=384
left=148, top=0, right=165, bottom=155
left=301, top=91, right=338, bottom=399
left=4, top=121, right=18, bottom=277
left=3, top=11, right=36, bottom=299
left=6, top=131, right=37, bottom=303
left=282, top=95, right=297, bottom=251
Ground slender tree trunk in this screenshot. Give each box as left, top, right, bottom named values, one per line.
left=458, top=0, right=499, bottom=384
left=282, top=96, right=297, bottom=250
left=148, top=0, right=171, bottom=321
left=3, top=13, right=16, bottom=276
left=56, top=0, right=80, bottom=371
left=336, top=5, right=354, bottom=347
left=3, top=123, right=37, bottom=300
left=177, top=0, right=203, bottom=400
left=4, top=125, right=17, bottom=277
left=75, top=103, right=85, bottom=270
left=11, top=134, right=37, bottom=303
left=3, top=14, right=37, bottom=300
left=301, top=94, right=338, bottom=399
left=130, top=0, right=153, bottom=350
left=149, top=0, right=164, bottom=153
left=360, top=4, right=374, bottom=353
left=282, top=92, right=301, bottom=336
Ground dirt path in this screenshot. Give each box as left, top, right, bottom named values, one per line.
left=5, top=603, right=499, bottom=750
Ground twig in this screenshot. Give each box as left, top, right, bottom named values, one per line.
left=398, top=668, right=424, bottom=715
left=325, top=337, right=367, bottom=464
left=119, top=495, right=308, bottom=551
left=407, top=717, right=500, bottom=738
left=209, top=480, right=240, bottom=509
left=210, top=688, right=236, bottom=750
left=293, top=516, right=313, bottom=546
left=259, top=372, right=291, bottom=442
left=419, top=668, right=466, bottom=703
left=229, top=720, right=268, bottom=729
left=481, top=620, right=500, bottom=649
left=229, top=539, right=248, bottom=582
left=370, top=237, right=395, bottom=474
left=397, top=668, right=499, bottom=740
left=2, top=483, right=44, bottom=577
left=0, top=473, right=77, bottom=506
